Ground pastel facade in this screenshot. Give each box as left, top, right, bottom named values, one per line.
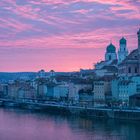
left=93, top=80, right=111, bottom=105
left=111, top=76, right=140, bottom=104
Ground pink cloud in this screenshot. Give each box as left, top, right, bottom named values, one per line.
left=0, top=25, right=138, bottom=51
left=0, top=18, right=33, bottom=32
left=0, top=0, right=139, bottom=72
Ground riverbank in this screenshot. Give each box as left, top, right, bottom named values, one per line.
left=1, top=99, right=140, bottom=121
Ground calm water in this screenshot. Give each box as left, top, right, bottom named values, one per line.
left=0, top=108, right=139, bottom=140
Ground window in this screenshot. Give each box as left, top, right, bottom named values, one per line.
left=135, top=67, right=138, bottom=73
left=128, top=67, right=131, bottom=73
left=109, top=55, right=111, bottom=60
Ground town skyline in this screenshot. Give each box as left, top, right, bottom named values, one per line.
left=0, top=0, right=140, bottom=72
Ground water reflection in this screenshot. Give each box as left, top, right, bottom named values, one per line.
left=0, top=108, right=139, bottom=140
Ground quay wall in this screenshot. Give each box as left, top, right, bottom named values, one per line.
left=1, top=100, right=140, bottom=121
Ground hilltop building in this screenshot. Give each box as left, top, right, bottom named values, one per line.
left=94, top=29, right=140, bottom=78
left=118, top=29, right=140, bottom=77
left=94, top=43, right=118, bottom=77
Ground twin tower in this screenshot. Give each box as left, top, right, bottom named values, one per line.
left=105, top=37, right=128, bottom=64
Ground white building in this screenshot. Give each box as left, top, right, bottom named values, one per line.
left=94, top=43, right=118, bottom=77
left=118, top=80, right=136, bottom=103
left=111, top=76, right=140, bottom=104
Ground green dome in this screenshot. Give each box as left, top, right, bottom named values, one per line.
left=106, top=43, right=116, bottom=53
left=120, top=37, right=126, bottom=44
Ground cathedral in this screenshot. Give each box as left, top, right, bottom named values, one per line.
left=118, top=29, right=140, bottom=77
left=94, top=29, right=140, bottom=77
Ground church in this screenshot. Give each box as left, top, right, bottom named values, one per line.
left=94, top=29, right=140, bottom=77
left=118, top=29, right=140, bottom=77
left=94, top=34, right=128, bottom=77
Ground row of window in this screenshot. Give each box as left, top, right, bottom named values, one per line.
left=94, top=96, right=105, bottom=99
left=119, top=94, right=129, bottom=98
left=94, top=83, right=104, bottom=86
left=128, top=67, right=138, bottom=73
left=119, top=67, right=138, bottom=74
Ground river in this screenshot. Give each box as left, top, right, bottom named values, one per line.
left=0, top=108, right=139, bottom=140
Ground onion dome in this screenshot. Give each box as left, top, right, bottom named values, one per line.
left=120, top=37, right=126, bottom=44
left=106, top=43, right=116, bottom=53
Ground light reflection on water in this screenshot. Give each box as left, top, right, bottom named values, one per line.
left=0, top=108, right=139, bottom=140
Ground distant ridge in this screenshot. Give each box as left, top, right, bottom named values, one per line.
left=0, top=71, right=79, bottom=82
left=0, top=72, right=36, bottom=81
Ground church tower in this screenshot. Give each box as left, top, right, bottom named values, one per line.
left=105, top=43, right=117, bottom=62
left=118, top=37, right=128, bottom=64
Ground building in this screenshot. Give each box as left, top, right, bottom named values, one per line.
left=49, top=70, right=56, bottom=77
left=93, top=80, right=111, bottom=106
left=118, top=29, right=140, bottom=77
left=94, top=64, right=118, bottom=77
left=68, top=80, right=92, bottom=103
left=94, top=43, right=118, bottom=77
left=118, top=37, right=128, bottom=64
left=111, top=76, right=140, bottom=105
left=45, top=83, right=69, bottom=100
left=37, top=84, right=48, bottom=98
left=53, top=84, right=69, bottom=100
left=37, top=69, right=46, bottom=78
left=78, top=89, right=94, bottom=106
left=17, top=86, right=36, bottom=100
left=8, top=82, right=21, bottom=99
left=129, top=94, right=140, bottom=108
left=118, top=80, right=136, bottom=104
left=0, top=84, right=8, bottom=97
left=105, top=43, right=117, bottom=62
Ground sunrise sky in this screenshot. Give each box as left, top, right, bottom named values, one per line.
left=0, top=0, right=140, bottom=72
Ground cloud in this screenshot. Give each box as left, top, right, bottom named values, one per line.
left=0, top=0, right=139, bottom=71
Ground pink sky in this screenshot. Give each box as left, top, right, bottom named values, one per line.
left=0, top=0, right=140, bottom=72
